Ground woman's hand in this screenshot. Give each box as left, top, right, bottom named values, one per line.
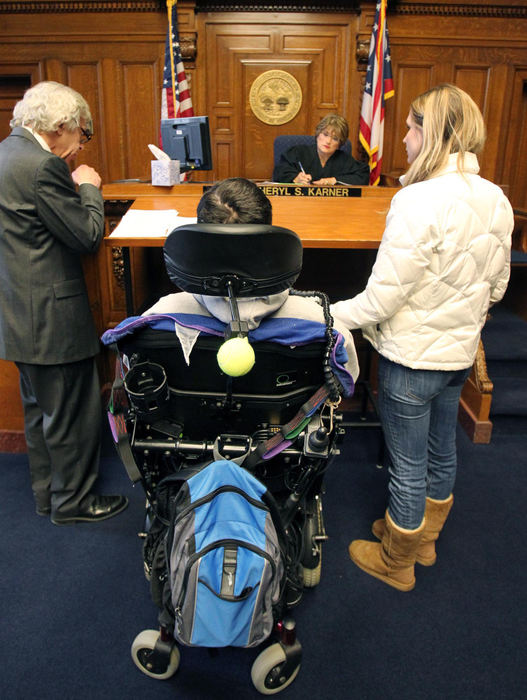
left=293, top=171, right=312, bottom=185
left=312, top=177, right=337, bottom=186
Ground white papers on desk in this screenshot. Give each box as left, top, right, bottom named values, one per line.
left=109, top=209, right=198, bottom=238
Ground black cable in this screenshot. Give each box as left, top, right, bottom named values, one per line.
left=290, top=289, right=342, bottom=401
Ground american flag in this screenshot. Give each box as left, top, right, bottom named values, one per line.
left=359, top=0, right=394, bottom=186
left=161, top=0, right=194, bottom=121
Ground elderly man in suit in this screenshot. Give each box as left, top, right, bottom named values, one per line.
left=0, top=81, right=127, bottom=525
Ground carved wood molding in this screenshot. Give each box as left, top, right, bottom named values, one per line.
left=393, top=3, right=527, bottom=19
left=357, top=41, right=370, bottom=68
left=0, top=0, right=358, bottom=13
left=195, top=2, right=359, bottom=10
left=3, top=1, right=524, bottom=17
left=112, top=247, right=125, bottom=290
left=0, top=1, right=166, bottom=13
left=180, top=36, right=197, bottom=61
left=105, top=204, right=130, bottom=290
left=473, top=339, right=493, bottom=394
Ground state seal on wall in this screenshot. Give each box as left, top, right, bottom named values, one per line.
left=249, top=70, right=302, bottom=125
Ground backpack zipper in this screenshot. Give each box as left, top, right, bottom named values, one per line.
left=174, top=537, right=277, bottom=623
left=175, top=484, right=270, bottom=523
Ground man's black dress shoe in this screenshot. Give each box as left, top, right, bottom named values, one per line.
left=51, top=494, right=128, bottom=525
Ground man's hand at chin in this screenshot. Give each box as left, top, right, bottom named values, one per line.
left=72, top=164, right=102, bottom=189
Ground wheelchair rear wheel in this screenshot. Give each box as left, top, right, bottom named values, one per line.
left=300, top=494, right=325, bottom=587
left=302, top=548, right=322, bottom=587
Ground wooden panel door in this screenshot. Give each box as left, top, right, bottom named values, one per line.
left=199, top=12, right=361, bottom=181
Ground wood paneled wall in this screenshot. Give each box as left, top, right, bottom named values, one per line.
left=379, top=1, right=527, bottom=204
left=2, top=1, right=526, bottom=196
left=1, top=0, right=527, bottom=446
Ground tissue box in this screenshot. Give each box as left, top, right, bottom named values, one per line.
left=151, top=159, right=180, bottom=186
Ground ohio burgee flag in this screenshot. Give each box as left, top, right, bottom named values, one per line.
left=359, top=0, right=394, bottom=186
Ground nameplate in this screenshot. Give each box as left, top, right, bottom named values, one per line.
left=258, top=184, right=361, bottom=198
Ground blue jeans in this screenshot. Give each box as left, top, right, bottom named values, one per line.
left=377, top=355, right=472, bottom=530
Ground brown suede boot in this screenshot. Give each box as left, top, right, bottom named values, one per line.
left=349, top=511, right=425, bottom=591
left=371, top=494, right=454, bottom=566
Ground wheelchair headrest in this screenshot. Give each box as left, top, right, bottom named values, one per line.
left=163, top=223, right=303, bottom=297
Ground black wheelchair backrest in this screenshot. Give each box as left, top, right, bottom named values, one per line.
left=119, top=328, right=327, bottom=439
left=163, top=223, right=303, bottom=297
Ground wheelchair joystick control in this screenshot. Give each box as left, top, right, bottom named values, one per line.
left=308, top=426, right=329, bottom=450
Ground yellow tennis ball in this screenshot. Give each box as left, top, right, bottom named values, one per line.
left=217, top=336, right=255, bottom=377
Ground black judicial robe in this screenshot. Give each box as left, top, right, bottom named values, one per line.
left=273, top=144, right=370, bottom=185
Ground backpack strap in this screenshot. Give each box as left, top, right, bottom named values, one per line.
left=107, top=350, right=142, bottom=483
left=245, top=383, right=332, bottom=469
left=220, top=546, right=238, bottom=598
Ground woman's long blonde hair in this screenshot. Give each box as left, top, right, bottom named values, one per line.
left=404, top=84, right=486, bottom=186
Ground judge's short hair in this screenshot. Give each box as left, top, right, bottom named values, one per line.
left=315, top=114, right=349, bottom=148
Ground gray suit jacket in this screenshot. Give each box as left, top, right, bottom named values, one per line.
left=0, top=127, right=104, bottom=363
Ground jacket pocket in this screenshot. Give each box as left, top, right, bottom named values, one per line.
left=53, top=278, right=84, bottom=299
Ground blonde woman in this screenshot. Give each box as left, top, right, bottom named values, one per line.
left=331, top=84, right=513, bottom=591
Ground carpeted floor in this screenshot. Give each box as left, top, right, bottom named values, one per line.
left=1, top=407, right=526, bottom=699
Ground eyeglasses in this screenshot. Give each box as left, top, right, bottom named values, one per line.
left=79, top=126, right=92, bottom=145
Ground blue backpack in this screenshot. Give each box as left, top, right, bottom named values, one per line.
left=167, top=460, right=285, bottom=648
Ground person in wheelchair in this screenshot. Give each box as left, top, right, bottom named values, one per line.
left=102, top=178, right=359, bottom=691
left=142, top=177, right=359, bottom=382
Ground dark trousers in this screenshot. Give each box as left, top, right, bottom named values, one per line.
left=16, top=357, right=101, bottom=516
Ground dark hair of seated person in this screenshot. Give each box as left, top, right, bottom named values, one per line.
left=196, top=177, right=272, bottom=225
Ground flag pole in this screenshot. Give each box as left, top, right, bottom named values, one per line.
left=167, top=0, right=177, bottom=113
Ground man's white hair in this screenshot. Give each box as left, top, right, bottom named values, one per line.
left=10, top=81, right=92, bottom=134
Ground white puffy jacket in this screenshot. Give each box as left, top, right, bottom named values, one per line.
left=331, top=153, right=514, bottom=370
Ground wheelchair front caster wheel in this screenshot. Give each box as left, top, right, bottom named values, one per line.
left=251, top=643, right=301, bottom=695
left=131, top=629, right=180, bottom=680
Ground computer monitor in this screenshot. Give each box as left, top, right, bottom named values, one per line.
left=160, top=116, right=213, bottom=173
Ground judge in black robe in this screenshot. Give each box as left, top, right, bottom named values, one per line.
left=273, top=114, right=370, bottom=186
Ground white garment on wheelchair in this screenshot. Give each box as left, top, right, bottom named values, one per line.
left=143, top=290, right=359, bottom=381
